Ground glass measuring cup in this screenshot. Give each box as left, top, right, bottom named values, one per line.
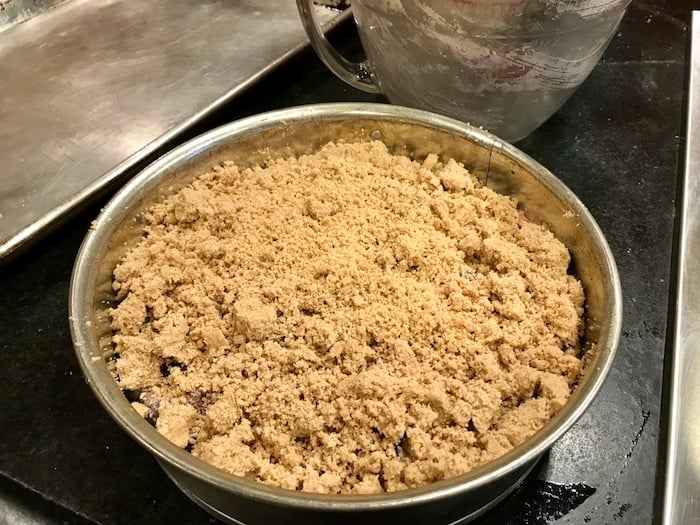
left=298, top=0, right=630, bottom=142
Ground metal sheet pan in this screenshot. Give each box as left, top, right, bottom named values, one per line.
left=661, top=10, right=700, bottom=525
left=0, top=0, right=348, bottom=262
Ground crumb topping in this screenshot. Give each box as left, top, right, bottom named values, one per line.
left=110, top=141, right=584, bottom=494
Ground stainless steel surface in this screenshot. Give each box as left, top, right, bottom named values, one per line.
left=0, top=0, right=67, bottom=29
left=69, top=103, right=622, bottom=525
left=0, top=0, right=346, bottom=262
left=661, top=11, right=700, bottom=525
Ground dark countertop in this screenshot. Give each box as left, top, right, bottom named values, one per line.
left=0, top=1, right=690, bottom=523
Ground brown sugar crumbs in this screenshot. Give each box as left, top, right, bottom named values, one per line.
left=110, top=141, right=585, bottom=494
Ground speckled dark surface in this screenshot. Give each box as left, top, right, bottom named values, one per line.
left=0, top=1, right=689, bottom=523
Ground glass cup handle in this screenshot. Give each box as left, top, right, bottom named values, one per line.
left=296, top=0, right=381, bottom=94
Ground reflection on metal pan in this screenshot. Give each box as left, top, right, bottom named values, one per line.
left=0, top=0, right=348, bottom=263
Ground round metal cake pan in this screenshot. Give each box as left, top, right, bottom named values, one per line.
left=69, top=103, right=622, bottom=525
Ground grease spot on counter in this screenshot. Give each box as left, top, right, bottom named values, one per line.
left=613, top=502, right=632, bottom=520
left=519, top=481, right=596, bottom=523
left=494, top=481, right=596, bottom=524
left=626, top=410, right=651, bottom=459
